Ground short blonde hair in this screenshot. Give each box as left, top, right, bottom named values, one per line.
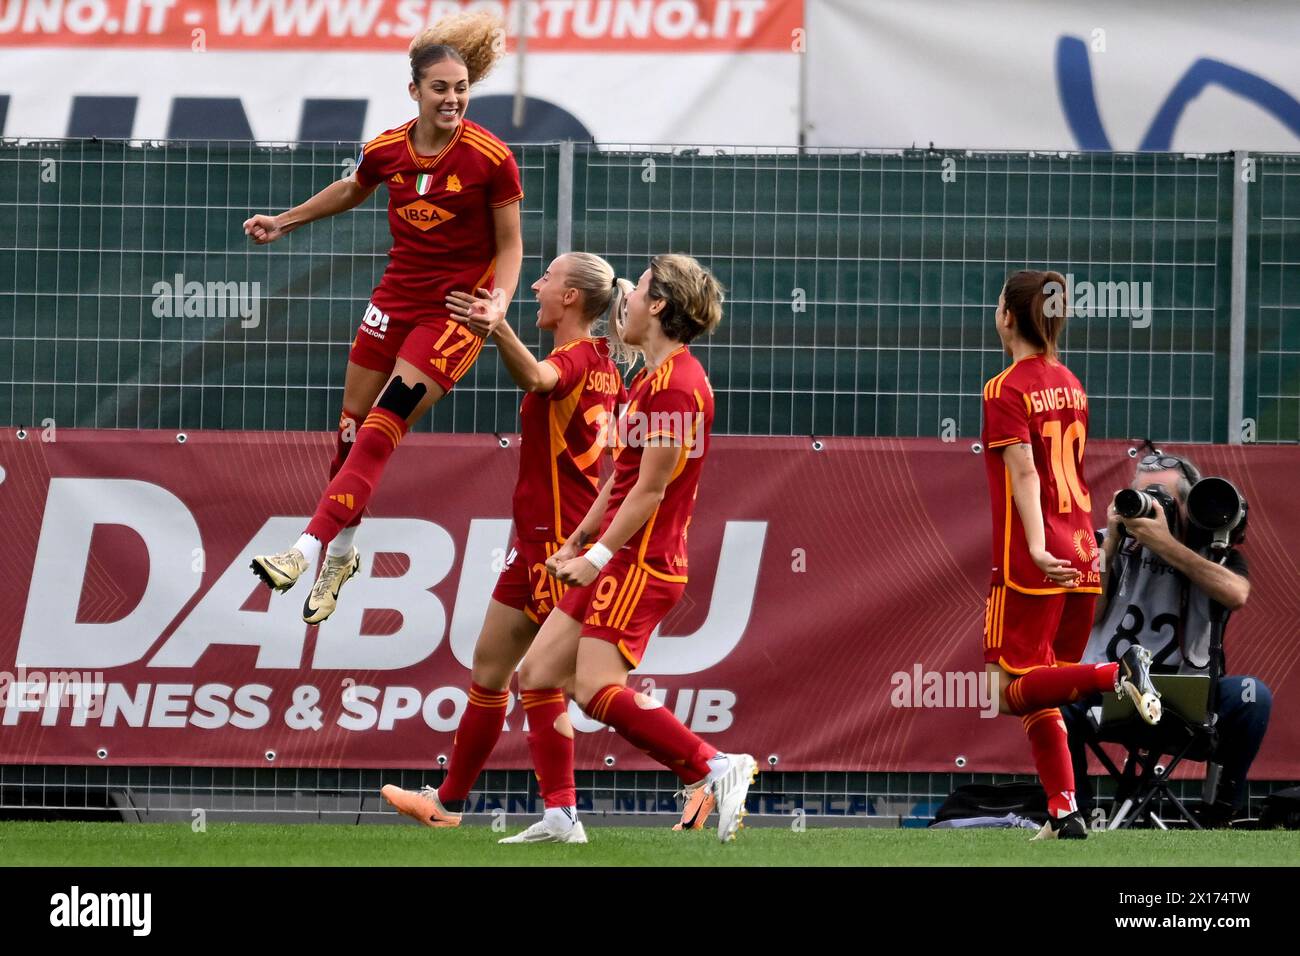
left=647, top=254, right=724, bottom=343
left=409, top=11, right=504, bottom=86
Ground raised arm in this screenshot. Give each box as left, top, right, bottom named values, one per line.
left=492, top=320, right=561, bottom=393
left=445, top=280, right=563, bottom=389
left=244, top=172, right=379, bottom=244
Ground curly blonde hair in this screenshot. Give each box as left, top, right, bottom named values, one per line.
left=409, top=10, right=505, bottom=86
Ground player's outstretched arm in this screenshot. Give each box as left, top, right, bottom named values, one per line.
left=459, top=298, right=559, bottom=390
left=494, top=320, right=561, bottom=391
left=243, top=174, right=379, bottom=244
left=1002, top=442, right=1080, bottom=587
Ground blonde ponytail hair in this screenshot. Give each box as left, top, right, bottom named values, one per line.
left=409, top=11, right=505, bottom=86
left=560, top=252, right=638, bottom=367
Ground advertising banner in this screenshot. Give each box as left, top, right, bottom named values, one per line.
left=0, top=0, right=805, bottom=144
left=2, top=431, right=1296, bottom=776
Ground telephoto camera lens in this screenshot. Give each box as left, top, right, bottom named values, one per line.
left=1187, top=476, right=1245, bottom=533
left=1114, top=488, right=1155, bottom=520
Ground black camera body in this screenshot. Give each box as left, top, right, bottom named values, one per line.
left=1115, top=484, right=1181, bottom=536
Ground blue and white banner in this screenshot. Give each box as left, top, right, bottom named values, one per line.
left=807, top=0, right=1300, bottom=151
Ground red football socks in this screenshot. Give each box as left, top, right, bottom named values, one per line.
left=329, top=408, right=363, bottom=477
left=306, top=406, right=407, bottom=544
left=1005, top=662, right=1118, bottom=715
left=330, top=408, right=366, bottom=531
left=437, top=683, right=510, bottom=808
left=521, top=688, right=575, bottom=808
left=585, top=685, right=713, bottom=784
left=1023, top=708, right=1078, bottom=818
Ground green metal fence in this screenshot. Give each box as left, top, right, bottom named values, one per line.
left=1246, top=153, right=1300, bottom=443
left=0, top=140, right=1294, bottom=442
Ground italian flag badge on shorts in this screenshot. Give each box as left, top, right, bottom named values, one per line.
left=416, top=173, right=433, bottom=195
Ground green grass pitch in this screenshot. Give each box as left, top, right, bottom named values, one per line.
left=2, top=821, right=1296, bottom=866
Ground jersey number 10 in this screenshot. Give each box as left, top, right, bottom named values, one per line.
left=1042, top=420, right=1092, bottom=513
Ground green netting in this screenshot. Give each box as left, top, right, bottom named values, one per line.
left=1245, top=153, right=1300, bottom=444
left=0, top=140, right=1291, bottom=441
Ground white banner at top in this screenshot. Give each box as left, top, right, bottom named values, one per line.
left=2, top=1, right=1299, bottom=149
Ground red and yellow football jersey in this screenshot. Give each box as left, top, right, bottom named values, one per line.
left=354, top=118, right=523, bottom=308
left=982, top=354, right=1101, bottom=594
left=602, top=345, right=714, bottom=582
left=513, top=337, right=626, bottom=542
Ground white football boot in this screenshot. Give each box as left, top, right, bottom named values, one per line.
left=710, top=753, right=758, bottom=843
left=498, top=811, right=588, bottom=845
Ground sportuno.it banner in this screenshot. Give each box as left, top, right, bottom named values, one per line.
left=0, top=0, right=799, bottom=51
left=1, top=431, right=1297, bottom=777
left=0, top=1, right=806, bottom=144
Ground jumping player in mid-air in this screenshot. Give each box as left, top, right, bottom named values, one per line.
left=242, top=12, right=523, bottom=621
left=498, top=254, right=757, bottom=845
left=378, top=253, right=632, bottom=827
left=980, top=270, right=1162, bottom=840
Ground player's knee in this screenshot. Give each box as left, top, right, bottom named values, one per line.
left=375, top=375, right=428, bottom=420
left=573, top=677, right=607, bottom=712
left=470, top=649, right=512, bottom=692
left=517, top=656, right=553, bottom=693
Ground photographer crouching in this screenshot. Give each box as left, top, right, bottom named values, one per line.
left=1063, top=444, right=1272, bottom=826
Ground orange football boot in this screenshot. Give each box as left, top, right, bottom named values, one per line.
left=380, top=784, right=462, bottom=828
left=672, top=786, right=716, bottom=831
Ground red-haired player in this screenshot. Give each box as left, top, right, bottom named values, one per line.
left=498, top=254, right=757, bottom=845
left=243, top=13, right=524, bottom=622
left=981, top=270, right=1161, bottom=840
left=378, top=253, right=632, bottom=827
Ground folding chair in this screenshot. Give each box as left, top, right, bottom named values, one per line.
left=1084, top=674, right=1218, bottom=830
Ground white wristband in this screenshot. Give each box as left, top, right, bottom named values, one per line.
left=584, top=542, right=614, bottom=571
